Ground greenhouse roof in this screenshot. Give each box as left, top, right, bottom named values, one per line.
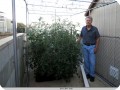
left=22, top=0, right=117, bottom=24
left=24, top=0, right=92, bottom=16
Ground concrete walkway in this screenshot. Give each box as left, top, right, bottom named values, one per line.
left=88, top=75, right=111, bottom=87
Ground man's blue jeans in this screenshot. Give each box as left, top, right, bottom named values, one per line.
left=82, top=44, right=96, bottom=77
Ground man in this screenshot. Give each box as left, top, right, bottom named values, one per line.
left=76, top=16, right=100, bottom=82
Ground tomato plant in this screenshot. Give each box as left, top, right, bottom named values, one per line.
left=28, top=18, right=82, bottom=82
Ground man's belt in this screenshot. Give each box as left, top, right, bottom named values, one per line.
left=84, top=43, right=95, bottom=46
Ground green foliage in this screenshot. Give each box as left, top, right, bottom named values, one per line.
left=28, top=18, right=82, bottom=81
left=17, top=23, right=25, bottom=33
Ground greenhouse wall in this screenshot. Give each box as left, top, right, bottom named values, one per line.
left=89, top=1, right=120, bottom=86
left=0, top=33, right=25, bottom=87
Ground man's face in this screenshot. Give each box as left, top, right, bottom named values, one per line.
left=85, top=18, right=92, bottom=26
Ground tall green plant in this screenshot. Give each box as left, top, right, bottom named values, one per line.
left=28, top=18, right=82, bottom=82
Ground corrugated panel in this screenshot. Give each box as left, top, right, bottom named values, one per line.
left=90, top=0, right=120, bottom=86
left=92, top=8, right=99, bottom=29
left=114, top=38, right=120, bottom=86
left=96, top=37, right=115, bottom=85
left=96, top=6, right=100, bottom=29
left=97, top=6, right=105, bottom=36
left=109, top=3, right=116, bottom=37
left=116, top=3, right=120, bottom=37
left=96, top=37, right=107, bottom=77
left=105, top=37, right=115, bottom=85
left=96, top=37, right=108, bottom=78
left=104, top=4, right=110, bottom=36
left=90, top=11, right=95, bottom=25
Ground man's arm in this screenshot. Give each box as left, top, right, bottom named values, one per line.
left=94, top=37, right=100, bottom=54
left=76, top=28, right=83, bottom=43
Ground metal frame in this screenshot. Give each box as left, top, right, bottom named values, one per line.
left=70, top=0, right=115, bottom=4
left=12, top=0, right=19, bottom=87
left=25, top=1, right=117, bottom=17
left=12, top=0, right=29, bottom=87
left=24, top=0, right=29, bottom=87
left=27, top=4, right=86, bottom=10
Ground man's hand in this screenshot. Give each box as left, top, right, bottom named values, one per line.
left=76, top=37, right=81, bottom=43
left=94, top=48, right=97, bottom=54
left=94, top=37, right=100, bottom=54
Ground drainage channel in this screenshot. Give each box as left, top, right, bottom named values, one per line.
left=79, top=61, right=90, bottom=87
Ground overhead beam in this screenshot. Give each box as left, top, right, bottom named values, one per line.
left=28, top=4, right=86, bottom=10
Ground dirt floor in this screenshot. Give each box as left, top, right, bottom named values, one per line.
left=29, top=68, right=84, bottom=87
left=27, top=67, right=111, bottom=87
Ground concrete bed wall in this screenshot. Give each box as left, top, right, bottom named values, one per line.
left=0, top=33, right=25, bottom=87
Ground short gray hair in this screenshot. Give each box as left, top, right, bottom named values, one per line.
left=85, top=16, right=93, bottom=21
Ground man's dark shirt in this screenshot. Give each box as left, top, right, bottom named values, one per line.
left=80, top=25, right=100, bottom=44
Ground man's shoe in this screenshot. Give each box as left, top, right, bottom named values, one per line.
left=90, top=76, right=95, bottom=82
left=86, top=74, right=90, bottom=79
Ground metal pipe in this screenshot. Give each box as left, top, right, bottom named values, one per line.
left=28, top=10, right=81, bottom=14
left=23, top=3, right=27, bottom=39
left=28, top=4, right=86, bottom=10
left=12, top=0, right=19, bottom=87
left=26, top=3, right=29, bottom=87
left=23, top=0, right=29, bottom=86
left=28, top=13, right=72, bottom=16
left=70, top=0, right=111, bottom=4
